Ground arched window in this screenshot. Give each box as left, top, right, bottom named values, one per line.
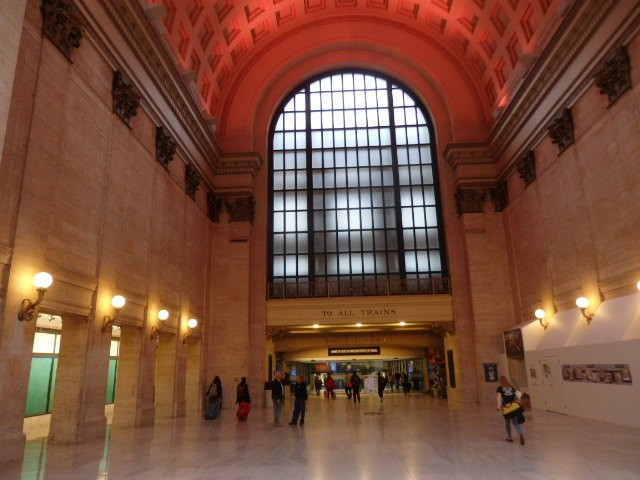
left=269, top=71, right=448, bottom=298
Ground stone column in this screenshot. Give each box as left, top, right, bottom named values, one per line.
left=112, top=324, right=156, bottom=428
left=48, top=313, right=109, bottom=444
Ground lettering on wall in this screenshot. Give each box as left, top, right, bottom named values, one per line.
left=321, top=308, right=397, bottom=317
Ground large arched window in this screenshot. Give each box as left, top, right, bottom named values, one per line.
left=269, top=71, right=448, bottom=298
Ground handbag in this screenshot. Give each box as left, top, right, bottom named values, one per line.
left=516, top=411, right=526, bottom=424
left=502, top=401, right=523, bottom=417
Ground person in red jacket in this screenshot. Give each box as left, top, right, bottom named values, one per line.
left=324, top=373, right=336, bottom=399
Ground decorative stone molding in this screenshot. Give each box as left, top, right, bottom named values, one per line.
left=112, top=71, right=141, bottom=128
left=516, top=150, right=536, bottom=188
left=490, top=181, right=508, bottom=212
left=226, top=197, right=255, bottom=223
left=427, top=321, right=455, bottom=337
left=40, top=0, right=84, bottom=61
left=155, top=126, right=177, bottom=170
left=266, top=326, right=288, bottom=340
left=207, top=192, right=223, bottom=223
left=443, top=142, right=494, bottom=171
left=455, top=188, right=486, bottom=216
left=548, top=108, right=574, bottom=155
left=595, top=45, right=631, bottom=106
left=185, top=164, right=201, bottom=200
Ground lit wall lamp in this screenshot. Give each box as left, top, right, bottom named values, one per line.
left=102, top=295, right=126, bottom=332
left=575, top=297, right=594, bottom=324
left=182, top=318, right=198, bottom=344
left=636, top=280, right=640, bottom=292
left=18, top=272, right=53, bottom=322
left=150, top=309, right=169, bottom=339
left=534, top=308, right=549, bottom=329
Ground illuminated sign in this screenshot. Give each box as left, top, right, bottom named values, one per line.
left=328, top=346, right=381, bottom=356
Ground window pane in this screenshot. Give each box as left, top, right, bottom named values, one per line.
left=270, top=71, right=444, bottom=287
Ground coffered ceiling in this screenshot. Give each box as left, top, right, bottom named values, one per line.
left=142, top=0, right=569, bottom=132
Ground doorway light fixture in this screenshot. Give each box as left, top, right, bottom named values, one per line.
left=102, top=295, right=126, bottom=332
left=534, top=308, right=549, bottom=329
left=150, top=309, right=169, bottom=339
left=575, top=297, right=594, bottom=324
left=18, top=272, right=53, bottom=322
left=182, top=318, right=198, bottom=344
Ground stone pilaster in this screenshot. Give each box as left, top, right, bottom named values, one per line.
left=112, top=324, right=156, bottom=428
left=48, top=313, right=109, bottom=444
left=154, top=333, right=177, bottom=417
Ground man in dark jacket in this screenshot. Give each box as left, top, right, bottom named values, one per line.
left=289, top=375, right=308, bottom=426
left=271, top=371, right=285, bottom=426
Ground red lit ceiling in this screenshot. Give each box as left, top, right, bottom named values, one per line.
left=143, top=0, right=565, bottom=130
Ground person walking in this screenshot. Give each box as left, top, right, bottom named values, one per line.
left=325, top=373, right=336, bottom=399
left=204, top=375, right=223, bottom=419
left=377, top=372, right=387, bottom=401
left=314, top=375, right=322, bottom=396
left=271, top=371, right=285, bottom=426
left=206, top=375, right=222, bottom=404
left=344, top=372, right=353, bottom=399
left=289, top=375, right=308, bottom=425
left=351, top=371, right=362, bottom=403
left=496, top=376, right=525, bottom=445
left=235, top=377, right=251, bottom=421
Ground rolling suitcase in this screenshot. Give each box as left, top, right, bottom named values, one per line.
left=204, top=398, right=222, bottom=419
left=236, top=401, right=251, bottom=421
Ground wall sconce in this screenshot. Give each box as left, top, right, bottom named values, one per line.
left=18, top=272, right=53, bottom=322
left=150, top=309, right=169, bottom=339
left=534, top=308, right=549, bottom=329
left=182, top=318, right=198, bottom=344
left=575, top=297, right=594, bottom=324
left=102, top=295, right=126, bottom=332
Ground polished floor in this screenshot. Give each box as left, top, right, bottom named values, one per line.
left=10, top=391, right=640, bottom=480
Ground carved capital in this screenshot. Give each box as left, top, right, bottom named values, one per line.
left=40, top=0, right=84, bottom=61
left=112, top=71, right=141, bottom=128
left=207, top=192, right=224, bottom=223
left=225, top=197, right=255, bottom=223
left=156, top=126, right=177, bottom=170
left=490, top=181, right=508, bottom=212
left=185, top=164, right=201, bottom=200
left=427, top=321, right=455, bottom=337
left=548, top=108, right=574, bottom=155
left=455, top=188, right=486, bottom=216
left=516, top=150, right=536, bottom=188
left=266, top=326, right=288, bottom=341
left=595, top=45, right=631, bottom=106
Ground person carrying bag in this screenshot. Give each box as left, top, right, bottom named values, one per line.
left=496, top=376, right=525, bottom=445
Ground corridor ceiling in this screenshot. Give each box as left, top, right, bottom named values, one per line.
left=143, top=0, right=568, bottom=135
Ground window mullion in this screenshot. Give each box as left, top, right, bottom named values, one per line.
left=386, top=85, right=407, bottom=279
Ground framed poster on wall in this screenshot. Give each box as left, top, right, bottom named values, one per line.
left=503, top=328, right=524, bottom=359
left=483, top=363, right=498, bottom=382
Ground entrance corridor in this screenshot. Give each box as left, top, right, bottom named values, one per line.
left=9, top=392, right=640, bottom=479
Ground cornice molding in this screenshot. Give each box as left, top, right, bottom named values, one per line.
left=88, top=0, right=262, bottom=179
left=491, top=0, right=616, bottom=166
left=443, top=142, right=494, bottom=171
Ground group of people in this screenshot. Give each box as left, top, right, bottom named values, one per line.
left=206, top=372, right=527, bottom=446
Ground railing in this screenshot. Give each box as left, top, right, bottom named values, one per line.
left=267, top=277, right=450, bottom=299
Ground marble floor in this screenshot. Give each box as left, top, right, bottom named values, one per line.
left=8, top=392, right=640, bottom=480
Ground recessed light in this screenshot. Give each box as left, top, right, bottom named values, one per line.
left=399, top=321, right=406, bottom=326
left=313, top=323, right=319, bottom=328
left=356, top=322, right=362, bottom=327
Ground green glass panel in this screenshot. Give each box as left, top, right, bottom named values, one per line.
left=106, top=359, right=118, bottom=404
left=25, top=357, right=53, bottom=416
